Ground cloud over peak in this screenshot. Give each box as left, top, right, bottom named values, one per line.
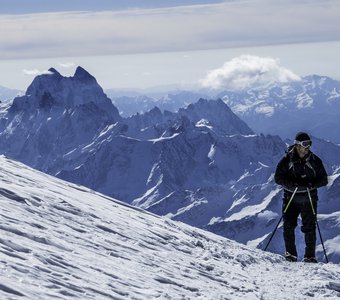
left=22, top=69, right=54, bottom=76
left=200, top=55, right=301, bottom=90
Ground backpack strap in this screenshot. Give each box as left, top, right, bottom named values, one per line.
left=305, top=153, right=317, bottom=177
left=286, top=147, right=317, bottom=177
left=285, top=145, right=295, bottom=171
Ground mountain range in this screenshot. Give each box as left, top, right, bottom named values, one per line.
left=0, top=67, right=339, bottom=263
left=217, top=75, right=340, bottom=143
left=108, top=75, right=340, bottom=143
left=108, top=90, right=208, bottom=117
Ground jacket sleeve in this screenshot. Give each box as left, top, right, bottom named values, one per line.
left=312, top=157, right=328, bottom=188
left=274, top=156, right=295, bottom=189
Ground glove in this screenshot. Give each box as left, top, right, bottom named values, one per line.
left=284, top=181, right=298, bottom=191
left=296, top=183, right=315, bottom=192
left=301, top=183, right=314, bottom=189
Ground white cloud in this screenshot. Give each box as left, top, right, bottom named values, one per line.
left=59, top=62, right=75, bottom=68
left=200, top=55, right=301, bottom=90
left=22, top=69, right=53, bottom=76
left=0, top=0, right=339, bottom=59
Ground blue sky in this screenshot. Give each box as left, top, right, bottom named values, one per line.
left=0, top=0, right=224, bottom=13
left=1, top=0, right=340, bottom=91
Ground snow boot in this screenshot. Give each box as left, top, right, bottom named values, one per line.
left=285, top=252, right=297, bottom=262
left=302, top=257, right=317, bottom=263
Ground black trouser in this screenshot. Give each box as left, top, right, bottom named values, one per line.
left=282, top=192, right=317, bottom=258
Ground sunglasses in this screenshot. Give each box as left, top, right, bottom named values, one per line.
left=295, top=140, right=312, bottom=148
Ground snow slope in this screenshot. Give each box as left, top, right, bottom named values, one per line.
left=1, top=156, right=340, bottom=299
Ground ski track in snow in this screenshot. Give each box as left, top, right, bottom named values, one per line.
left=0, top=156, right=339, bottom=299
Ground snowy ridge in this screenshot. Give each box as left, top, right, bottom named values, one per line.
left=0, top=155, right=340, bottom=299
left=218, top=75, right=340, bottom=142
left=108, top=90, right=208, bottom=118
left=107, top=75, right=340, bottom=142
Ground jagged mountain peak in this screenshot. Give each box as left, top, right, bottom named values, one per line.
left=2, top=66, right=121, bottom=166
left=125, top=97, right=253, bottom=139
left=179, top=98, right=254, bottom=135
left=184, top=98, right=234, bottom=114
left=148, top=106, right=162, bottom=116
left=186, top=97, right=210, bottom=108
left=303, top=74, right=333, bottom=81
left=302, top=74, right=340, bottom=90
left=73, top=66, right=96, bottom=82
left=11, top=66, right=119, bottom=112
left=48, top=67, right=62, bottom=76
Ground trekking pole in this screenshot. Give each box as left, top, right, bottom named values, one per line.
left=307, top=188, right=329, bottom=263
left=264, top=187, right=298, bottom=251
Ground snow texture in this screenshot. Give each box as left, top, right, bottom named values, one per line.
left=0, top=156, right=340, bottom=299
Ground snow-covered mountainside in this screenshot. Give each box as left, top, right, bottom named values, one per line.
left=217, top=75, right=340, bottom=142
left=123, top=97, right=254, bottom=139
left=0, top=67, right=339, bottom=265
left=1, top=156, right=340, bottom=299
left=106, top=76, right=340, bottom=143
left=109, top=90, right=208, bottom=117
left=0, top=85, right=22, bottom=104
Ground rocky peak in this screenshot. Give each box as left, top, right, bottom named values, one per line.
left=48, top=68, right=62, bottom=77
left=11, top=66, right=120, bottom=114
left=177, top=98, right=253, bottom=135
left=73, top=66, right=96, bottom=83
left=148, top=106, right=162, bottom=117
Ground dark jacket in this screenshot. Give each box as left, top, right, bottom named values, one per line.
left=275, top=146, right=328, bottom=194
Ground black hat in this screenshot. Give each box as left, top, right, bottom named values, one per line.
left=295, top=132, right=311, bottom=142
